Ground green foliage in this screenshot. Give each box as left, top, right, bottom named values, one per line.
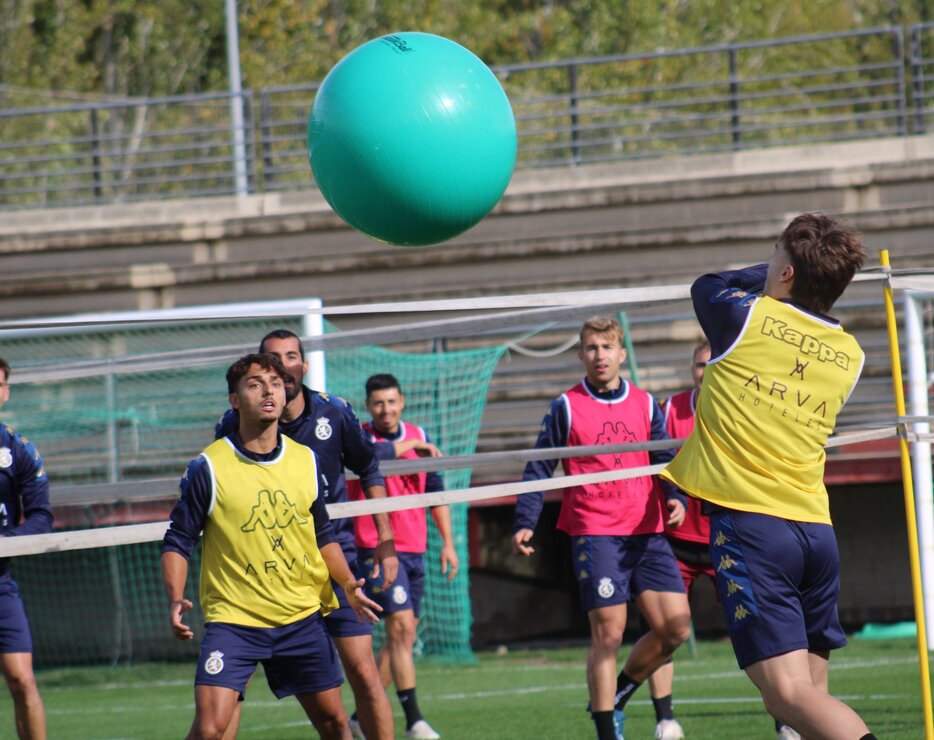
left=3, top=0, right=934, bottom=98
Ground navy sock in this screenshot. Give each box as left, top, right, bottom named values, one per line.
left=592, top=710, right=618, bottom=740
left=397, top=687, right=424, bottom=729
left=652, top=694, right=674, bottom=722
left=615, top=670, right=642, bottom=710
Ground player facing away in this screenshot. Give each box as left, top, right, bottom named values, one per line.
left=347, top=373, right=459, bottom=740
left=162, top=353, right=382, bottom=740
left=215, top=330, right=397, bottom=740
left=512, top=317, right=691, bottom=740
left=0, top=358, right=52, bottom=740
left=660, top=213, right=877, bottom=740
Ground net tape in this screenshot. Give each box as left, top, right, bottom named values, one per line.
left=0, top=424, right=900, bottom=558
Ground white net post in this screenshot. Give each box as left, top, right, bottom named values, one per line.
left=905, top=291, right=934, bottom=649
left=302, top=299, right=326, bottom=389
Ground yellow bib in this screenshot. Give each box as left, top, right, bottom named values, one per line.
left=660, top=297, right=863, bottom=524
left=199, top=435, right=338, bottom=627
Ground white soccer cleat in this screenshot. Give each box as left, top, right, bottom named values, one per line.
left=655, top=718, right=685, bottom=740
left=348, top=715, right=365, bottom=740
left=405, top=719, right=441, bottom=739
left=776, top=725, right=801, bottom=740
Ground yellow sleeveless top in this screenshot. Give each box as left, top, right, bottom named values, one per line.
left=660, top=296, right=863, bottom=524
left=199, top=436, right=338, bottom=627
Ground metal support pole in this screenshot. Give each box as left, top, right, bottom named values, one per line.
left=225, top=0, right=249, bottom=196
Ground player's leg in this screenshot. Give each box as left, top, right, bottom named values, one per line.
left=807, top=649, right=830, bottom=691
left=588, top=603, right=629, bottom=730
left=331, top=633, right=393, bottom=740
left=0, top=589, right=46, bottom=740
left=327, top=561, right=394, bottom=740
left=189, top=622, right=264, bottom=740
left=745, top=650, right=869, bottom=739
left=188, top=685, right=241, bottom=740
left=294, top=687, right=351, bottom=740
left=627, top=590, right=690, bottom=680
left=263, top=612, right=349, bottom=738
left=0, top=653, right=45, bottom=740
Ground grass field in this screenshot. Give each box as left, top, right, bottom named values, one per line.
left=3, top=638, right=925, bottom=739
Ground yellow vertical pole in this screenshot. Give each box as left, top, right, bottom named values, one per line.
left=881, top=249, right=934, bottom=739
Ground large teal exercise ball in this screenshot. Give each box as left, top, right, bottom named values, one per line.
left=308, top=32, right=517, bottom=246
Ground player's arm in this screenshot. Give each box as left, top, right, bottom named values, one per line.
left=392, top=439, right=443, bottom=458
left=512, top=398, right=566, bottom=556
left=339, top=400, right=399, bottom=585
left=6, top=433, right=52, bottom=537
left=425, top=456, right=458, bottom=579
left=691, top=264, right=768, bottom=357
left=160, top=457, right=210, bottom=640
left=319, top=542, right=382, bottom=624
left=647, top=397, right=688, bottom=527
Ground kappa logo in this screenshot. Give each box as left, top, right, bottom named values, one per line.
left=241, top=489, right=308, bottom=531
left=595, top=422, right=637, bottom=467
left=760, top=316, right=851, bottom=369
left=0, top=447, right=11, bottom=469
left=597, top=577, right=615, bottom=599
left=315, top=417, right=333, bottom=441
left=392, top=585, right=408, bottom=605
left=204, top=650, right=224, bottom=675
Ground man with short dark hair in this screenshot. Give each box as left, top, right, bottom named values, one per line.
left=215, top=330, right=397, bottom=739
left=0, top=357, right=52, bottom=740
left=348, top=373, right=457, bottom=740
left=163, top=353, right=381, bottom=740
left=513, top=316, right=691, bottom=740
left=661, top=213, right=876, bottom=739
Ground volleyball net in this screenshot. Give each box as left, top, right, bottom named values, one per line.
left=0, top=269, right=920, bottom=670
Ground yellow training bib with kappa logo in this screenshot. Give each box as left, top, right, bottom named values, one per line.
left=660, top=296, right=863, bottom=524
left=199, top=435, right=338, bottom=627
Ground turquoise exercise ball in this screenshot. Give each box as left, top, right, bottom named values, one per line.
left=308, top=32, right=517, bottom=246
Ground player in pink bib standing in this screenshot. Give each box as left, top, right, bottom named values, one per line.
left=348, top=374, right=458, bottom=740
left=512, top=316, right=691, bottom=740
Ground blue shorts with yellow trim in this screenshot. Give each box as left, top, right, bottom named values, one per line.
left=195, top=611, right=342, bottom=699
left=708, top=508, right=847, bottom=669
left=572, top=533, right=685, bottom=612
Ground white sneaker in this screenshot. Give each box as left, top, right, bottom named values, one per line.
left=348, top=715, right=365, bottom=739
left=776, top=725, right=801, bottom=740
left=655, top=718, right=685, bottom=740
left=405, top=719, right=441, bottom=739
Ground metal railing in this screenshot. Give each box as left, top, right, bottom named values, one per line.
left=0, top=25, right=923, bottom=210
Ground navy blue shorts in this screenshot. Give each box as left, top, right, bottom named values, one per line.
left=324, top=549, right=372, bottom=639
left=0, top=584, right=33, bottom=653
left=572, top=534, right=685, bottom=612
left=195, top=612, right=342, bottom=699
left=708, top=509, right=847, bottom=669
left=358, top=549, right=426, bottom=617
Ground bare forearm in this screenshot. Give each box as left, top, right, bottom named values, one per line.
left=161, top=551, right=189, bottom=602
left=431, top=505, right=454, bottom=548
left=364, top=484, right=394, bottom=541
left=320, top=542, right=355, bottom=586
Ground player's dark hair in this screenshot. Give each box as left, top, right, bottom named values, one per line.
left=778, top=213, right=865, bottom=314
left=226, top=353, right=288, bottom=394
left=259, top=329, right=305, bottom=360
left=365, top=373, right=402, bottom=398
left=0, top=357, right=10, bottom=382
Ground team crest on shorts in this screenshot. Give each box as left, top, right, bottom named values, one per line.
left=0, top=448, right=11, bottom=469
left=597, top=577, right=615, bottom=599
left=204, top=650, right=224, bottom=675
left=315, top=417, right=333, bottom=441
left=392, top=585, right=408, bottom=605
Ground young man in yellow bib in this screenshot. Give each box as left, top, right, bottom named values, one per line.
left=660, top=213, right=876, bottom=740
left=162, top=353, right=381, bottom=740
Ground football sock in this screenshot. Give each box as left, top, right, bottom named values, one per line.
left=398, top=687, right=424, bottom=729
left=615, top=670, right=642, bottom=710
left=592, top=710, right=618, bottom=740
left=652, top=694, right=674, bottom=722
